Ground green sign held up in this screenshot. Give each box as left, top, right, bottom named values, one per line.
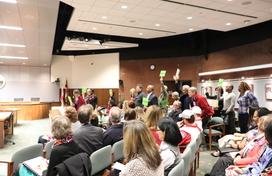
left=109, top=89, right=113, bottom=95
left=68, top=96, right=72, bottom=104
left=161, top=99, right=169, bottom=106
left=82, top=87, right=87, bottom=93
left=142, top=97, right=148, bottom=106
left=218, top=78, right=224, bottom=86
left=160, top=70, right=167, bottom=77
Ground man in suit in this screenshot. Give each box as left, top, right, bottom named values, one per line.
left=134, top=84, right=146, bottom=108
left=73, top=105, right=103, bottom=156
left=168, top=100, right=182, bottom=122
left=146, top=85, right=158, bottom=107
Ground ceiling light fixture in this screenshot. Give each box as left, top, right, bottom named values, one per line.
left=0, top=62, right=3, bottom=64
left=227, top=0, right=233, bottom=1
left=102, top=16, right=107, bottom=19
left=0, top=56, right=28, bottom=59
left=25, top=15, right=34, bottom=20
left=22, top=62, right=25, bottom=65
left=244, top=20, right=250, bottom=24
left=187, top=17, right=193, bottom=19
left=44, top=64, right=47, bottom=66
left=93, top=27, right=97, bottom=30
left=121, top=5, right=127, bottom=9
left=0, top=43, right=25, bottom=47
left=155, top=24, right=160, bottom=26
left=139, top=33, right=143, bottom=35
left=226, top=23, right=231, bottom=25
left=0, top=0, right=17, bottom=3
left=0, top=25, right=22, bottom=30
left=189, top=28, right=194, bottom=31
left=199, top=63, right=272, bottom=76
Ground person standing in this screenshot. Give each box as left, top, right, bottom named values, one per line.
left=222, top=84, right=237, bottom=134
left=72, top=89, right=86, bottom=111
left=146, top=85, right=158, bottom=107
left=173, top=76, right=190, bottom=111
left=237, top=81, right=259, bottom=133
left=84, top=89, right=98, bottom=109
left=134, top=84, right=146, bottom=108
left=158, top=77, right=169, bottom=113
left=188, top=87, right=214, bottom=129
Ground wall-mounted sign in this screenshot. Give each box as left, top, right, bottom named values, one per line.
left=0, top=75, right=6, bottom=89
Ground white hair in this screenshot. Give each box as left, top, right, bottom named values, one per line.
left=182, top=85, right=190, bottom=90
left=172, top=91, right=179, bottom=96
left=188, top=87, right=197, bottom=93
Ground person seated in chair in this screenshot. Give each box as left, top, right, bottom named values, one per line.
left=73, top=105, right=103, bottom=156
left=168, top=100, right=182, bottom=122
left=103, top=107, right=123, bottom=147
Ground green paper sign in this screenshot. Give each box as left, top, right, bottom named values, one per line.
left=82, top=87, right=87, bottom=93
left=68, top=96, right=72, bottom=104
left=109, top=89, right=113, bottom=95
left=160, top=70, right=166, bottom=77
left=161, top=99, right=169, bottom=106
left=218, top=78, right=224, bottom=86
left=142, top=97, right=148, bottom=106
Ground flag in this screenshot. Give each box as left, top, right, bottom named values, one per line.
left=65, top=79, right=69, bottom=102
left=60, top=88, right=64, bottom=106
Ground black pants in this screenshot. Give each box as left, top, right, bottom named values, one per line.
left=238, top=113, right=249, bottom=133
left=226, top=111, right=236, bottom=134
left=208, top=154, right=233, bottom=176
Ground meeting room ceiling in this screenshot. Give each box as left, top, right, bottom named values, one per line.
left=0, top=0, right=272, bottom=66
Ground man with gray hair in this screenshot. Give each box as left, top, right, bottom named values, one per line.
left=171, top=91, right=180, bottom=101
left=174, top=77, right=190, bottom=111
left=168, top=100, right=182, bottom=122
left=102, top=107, right=123, bottom=146
left=188, top=86, right=214, bottom=128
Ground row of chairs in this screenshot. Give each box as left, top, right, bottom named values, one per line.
left=0, top=139, right=124, bottom=176
left=171, top=134, right=202, bottom=176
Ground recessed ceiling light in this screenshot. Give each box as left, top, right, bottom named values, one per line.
left=44, top=64, right=47, bottom=66
left=105, top=46, right=108, bottom=48
left=0, top=56, right=28, bottom=59
left=226, top=23, right=231, bottom=25
left=84, top=44, right=88, bottom=46
left=155, top=24, right=160, bottom=26
left=0, top=43, right=25, bottom=47
left=7, top=11, right=10, bottom=13
left=0, top=25, right=22, bottom=30
left=187, top=17, right=193, bottom=19
left=139, top=33, right=143, bottom=35
left=102, top=16, right=107, bottom=19
left=93, top=27, right=97, bottom=30
left=227, top=0, right=233, bottom=1
left=0, top=62, right=3, bottom=64
left=25, top=15, right=34, bottom=20
left=121, top=5, right=127, bottom=9
left=189, top=28, right=194, bottom=31
left=0, top=0, right=17, bottom=3
left=244, top=20, right=250, bottom=24
left=22, top=62, right=25, bottom=65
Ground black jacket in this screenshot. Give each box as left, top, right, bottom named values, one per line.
left=51, top=153, right=91, bottom=176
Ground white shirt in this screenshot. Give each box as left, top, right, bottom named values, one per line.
left=181, top=124, right=201, bottom=140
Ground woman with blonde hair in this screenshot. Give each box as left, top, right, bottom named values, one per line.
left=144, top=105, right=164, bottom=145
left=134, top=106, right=145, bottom=121
left=237, top=81, right=259, bottom=133
left=120, top=120, right=164, bottom=176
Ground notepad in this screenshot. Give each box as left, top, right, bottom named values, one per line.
left=22, top=156, right=46, bottom=176
left=112, top=162, right=125, bottom=171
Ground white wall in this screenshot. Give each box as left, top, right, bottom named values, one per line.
left=0, top=66, right=59, bottom=102
left=197, top=79, right=272, bottom=110
left=51, top=53, right=119, bottom=88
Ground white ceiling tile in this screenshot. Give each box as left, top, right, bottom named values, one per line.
left=72, top=0, right=95, bottom=6
left=107, top=9, right=129, bottom=16
left=140, top=14, right=161, bottom=22
left=157, top=1, right=181, bottom=11
left=125, top=12, right=146, bottom=19
left=89, top=6, right=111, bottom=14
left=118, top=0, right=143, bottom=5
left=165, top=12, right=187, bottom=19
left=148, top=9, right=170, bottom=16
left=93, top=0, right=118, bottom=8
left=138, top=0, right=164, bottom=8
left=131, top=6, right=153, bottom=14
left=189, top=0, right=214, bottom=6
left=205, top=2, right=228, bottom=9
left=72, top=2, right=91, bottom=11
left=109, top=16, right=127, bottom=23
left=174, top=5, right=198, bottom=14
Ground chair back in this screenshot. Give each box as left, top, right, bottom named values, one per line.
left=196, top=134, right=202, bottom=147
left=31, top=97, right=40, bottom=101
left=90, top=145, right=112, bottom=175
left=11, top=144, right=44, bottom=172
left=14, top=98, right=23, bottom=101
left=112, top=140, right=124, bottom=162
left=188, top=140, right=197, bottom=156
left=44, top=140, right=55, bottom=159
left=168, top=159, right=184, bottom=176
left=181, top=147, right=192, bottom=176
left=4, top=111, right=14, bottom=130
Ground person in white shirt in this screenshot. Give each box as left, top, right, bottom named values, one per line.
left=178, top=109, right=202, bottom=140
left=222, top=84, right=236, bottom=134
left=191, top=106, right=203, bottom=131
